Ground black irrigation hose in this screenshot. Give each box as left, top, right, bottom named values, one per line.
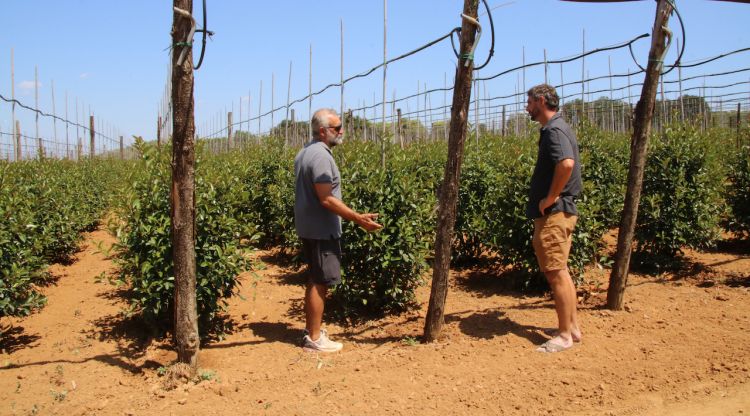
left=477, top=33, right=650, bottom=82
left=0, top=94, right=116, bottom=141
left=449, top=0, right=496, bottom=71
left=350, top=46, right=750, bottom=114
left=628, top=0, right=685, bottom=76
left=193, top=0, right=213, bottom=70
left=677, top=47, right=750, bottom=69
left=285, top=28, right=461, bottom=110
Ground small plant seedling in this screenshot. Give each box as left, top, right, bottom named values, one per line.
left=50, top=389, right=67, bottom=402
left=401, top=336, right=420, bottom=346
left=197, top=369, right=217, bottom=382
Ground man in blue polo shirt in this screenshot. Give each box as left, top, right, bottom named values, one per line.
left=294, top=108, right=382, bottom=353
left=525, top=84, right=583, bottom=353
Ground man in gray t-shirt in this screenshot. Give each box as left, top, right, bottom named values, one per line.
left=294, top=108, right=382, bottom=353
left=525, top=84, right=583, bottom=354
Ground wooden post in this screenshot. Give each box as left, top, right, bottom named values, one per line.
left=38, top=135, right=44, bottom=159
left=258, top=79, right=263, bottom=137
left=581, top=30, right=586, bottom=120
left=677, top=38, right=684, bottom=123
left=171, top=0, right=199, bottom=369
left=51, top=80, right=58, bottom=147
left=120, top=135, right=124, bottom=160
left=443, top=72, right=448, bottom=142
left=286, top=61, right=292, bottom=146
left=737, top=102, right=742, bottom=148
left=424, top=0, right=479, bottom=342
left=89, top=115, right=95, bottom=158
left=340, top=20, right=345, bottom=138
left=608, top=0, right=674, bottom=310
left=397, top=108, right=402, bottom=148
left=609, top=56, right=615, bottom=133
left=474, top=78, right=479, bottom=145
left=157, top=116, right=162, bottom=148
left=35, top=66, right=39, bottom=154
left=290, top=109, right=296, bottom=146
left=271, top=73, right=275, bottom=134
left=502, top=105, right=506, bottom=137
left=227, top=111, right=233, bottom=149
left=11, top=48, right=17, bottom=161
left=417, top=82, right=423, bottom=141
left=381, top=0, right=388, bottom=168
left=15, top=121, right=21, bottom=161
left=65, top=91, right=69, bottom=159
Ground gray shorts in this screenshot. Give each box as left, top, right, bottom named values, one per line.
left=301, top=238, right=342, bottom=287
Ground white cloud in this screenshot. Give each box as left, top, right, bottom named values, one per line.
left=79, top=73, right=90, bottom=79
left=18, top=80, right=41, bottom=90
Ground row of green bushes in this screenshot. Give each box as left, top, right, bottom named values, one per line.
left=0, top=159, right=122, bottom=317
left=115, top=123, right=749, bottom=328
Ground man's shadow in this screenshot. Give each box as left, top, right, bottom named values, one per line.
left=448, top=309, right=548, bottom=345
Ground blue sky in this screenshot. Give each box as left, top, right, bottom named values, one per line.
left=1, top=1, right=748, bottom=153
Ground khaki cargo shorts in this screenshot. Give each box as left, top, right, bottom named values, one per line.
left=532, top=211, right=578, bottom=272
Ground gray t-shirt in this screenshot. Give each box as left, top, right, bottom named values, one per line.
left=294, top=140, right=342, bottom=240
left=526, top=113, right=582, bottom=219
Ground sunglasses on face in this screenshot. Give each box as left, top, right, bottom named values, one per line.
left=326, top=124, right=343, bottom=132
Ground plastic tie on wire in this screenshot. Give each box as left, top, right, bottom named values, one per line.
left=175, top=42, right=193, bottom=48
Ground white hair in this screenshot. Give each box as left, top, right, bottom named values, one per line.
left=311, top=108, right=338, bottom=139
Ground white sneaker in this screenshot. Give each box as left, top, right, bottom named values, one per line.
left=301, top=328, right=328, bottom=345
left=302, top=330, right=343, bottom=353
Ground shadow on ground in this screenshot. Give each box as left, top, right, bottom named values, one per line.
left=0, top=325, right=41, bottom=354
left=455, top=268, right=548, bottom=299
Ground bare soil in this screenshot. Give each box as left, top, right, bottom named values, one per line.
left=1, top=228, right=749, bottom=416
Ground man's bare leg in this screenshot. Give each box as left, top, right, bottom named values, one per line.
left=304, top=283, right=327, bottom=341
left=543, top=269, right=576, bottom=349
left=563, top=268, right=582, bottom=341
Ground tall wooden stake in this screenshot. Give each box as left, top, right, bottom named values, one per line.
left=286, top=61, right=292, bottom=146
left=171, top=0, right=199, bottom=368
left=89, top=115, right=96, bottom=158
left=424, top=0, right=479, bottom=342
left=607, top=0, right=674, bottom=310
left=11, top=48, right=17, bottom=161
left=340, top=20, right=345, bottom=138
left=158, top=116, right=162, bottom=147
left=381, top=0, right=387, bottom=168
left=227, top=111, right=233, bottom=148
left=15, top=121, right=21, bottom=162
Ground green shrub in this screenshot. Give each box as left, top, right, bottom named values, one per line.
left=113, top=139, right=252, bottom=331
left=635, top=125, right=725, bottom=265
left=725, top=141, right=750, bottom=238
left=331, top=142, right=436, bottom=319
left=0, top=159, right=119, bottom=317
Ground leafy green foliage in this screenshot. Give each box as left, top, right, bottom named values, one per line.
left=725, top=139, right=750, bottom=239
left=0, top=158, right=119, bottom=317
left=635, top=125, right=725, bottom=266
left=113, top=139, right=252, bottom=331
left=332, top=142, right=437, bottom=319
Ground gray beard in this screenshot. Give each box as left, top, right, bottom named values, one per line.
left=331, top=136, right=344, bottom=146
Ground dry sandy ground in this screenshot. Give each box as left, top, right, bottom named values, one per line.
left=1, top=228, right=749, bottom=416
